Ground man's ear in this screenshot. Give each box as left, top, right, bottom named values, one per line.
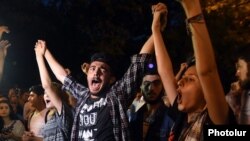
left=65, top=68, right=71, bottom=75
left=81, top=63, right=90, bottom=75
left=109, top=76, right=116, bottom=84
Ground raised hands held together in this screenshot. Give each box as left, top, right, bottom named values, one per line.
left=151, top=2, right=168, bottom=32
left=34, top=40, right=47, bottom=57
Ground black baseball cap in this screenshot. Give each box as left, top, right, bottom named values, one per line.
left=90, top=52, right=114, bottom=72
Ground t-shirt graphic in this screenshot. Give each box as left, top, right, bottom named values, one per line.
left=78, top=97, right=108, bottom=140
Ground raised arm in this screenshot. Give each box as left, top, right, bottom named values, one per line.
left=0, top=26, right=10, bottom=82
left=42, top=43, right=68, bottom=84
left=152, top=3, right=177, bottom=105
left=139, top=3, right=168, bottom=55
left=34, top=40, right=63, bottom=113
left=139, top=35, right=154, bottom=54
left=0, top=40, right=11, bottom=81
left=181, top=0, right=228, bottom=124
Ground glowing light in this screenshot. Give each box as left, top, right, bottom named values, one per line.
left=148, top=63, right=154, bottom=69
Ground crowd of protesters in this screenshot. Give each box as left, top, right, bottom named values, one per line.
left=0, top=0, right=249, bottom=141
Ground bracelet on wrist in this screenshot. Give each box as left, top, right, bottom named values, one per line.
left=185, top=13, right=205, bottom=35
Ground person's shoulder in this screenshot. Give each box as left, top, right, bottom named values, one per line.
left=27, top=108, right=36, bottom=118
left=15, top=119, right=25, bottom=125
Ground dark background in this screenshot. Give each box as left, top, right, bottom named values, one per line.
left=0, top=0, right=249, bottom=95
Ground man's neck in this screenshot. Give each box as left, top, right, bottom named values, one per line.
left=146, top=103, right=161, bottom=115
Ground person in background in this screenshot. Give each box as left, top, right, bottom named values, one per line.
left=234, top=44, right=250, bottom=124
left=22, top=85, right=48, bottom=141
left=18, top=89, right=30, bottom=108
left=7, top=88, right=23, bottom=122
left=0, top=100, right=25, bottom=141
left=22, top=101, right=35, bottom=130
left=129, top=59, right=174, bottom=141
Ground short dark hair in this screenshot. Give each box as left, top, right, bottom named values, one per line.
left=29, top=84, right=44, bottom=96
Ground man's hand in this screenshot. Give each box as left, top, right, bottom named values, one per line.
left=230, top=81, right=241, bottom=93
left=151, top=3, right=168, bottom=32
left=34, top=40, right=47, bottom=57
left=22, top=131, right=35, bottom=141
left=0, top=26, right=10, bottom=39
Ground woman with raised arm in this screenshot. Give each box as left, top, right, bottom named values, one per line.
left=151, top=0, right=236, bottom=140
left=34, top=40, right=74, bottom=141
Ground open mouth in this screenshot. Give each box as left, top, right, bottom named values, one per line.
left=45, top=99, right=51, bottom=104
left=177, top=92, right=182, bottom=104
left=92, top=77, right=101, bottom=84
left=91, top=77, right=102, bottom=91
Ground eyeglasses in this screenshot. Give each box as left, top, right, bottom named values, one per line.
left=142, top=80, right=161, bottom=86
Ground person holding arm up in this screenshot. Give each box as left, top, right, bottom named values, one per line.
left=34, top=40, right=74, bottom=141
left=151, top=0, right=236, bottom=140
left=35, top=20, right=155, bottom=140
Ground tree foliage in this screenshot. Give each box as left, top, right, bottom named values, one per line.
left=201, top=0, right=250, bottom=91
left=205, top=0, right=250, bottom=45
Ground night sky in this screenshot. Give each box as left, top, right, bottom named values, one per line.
left=0, top=0, right=184, bottom=92
left=0, top=0, right=238, bottom=94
